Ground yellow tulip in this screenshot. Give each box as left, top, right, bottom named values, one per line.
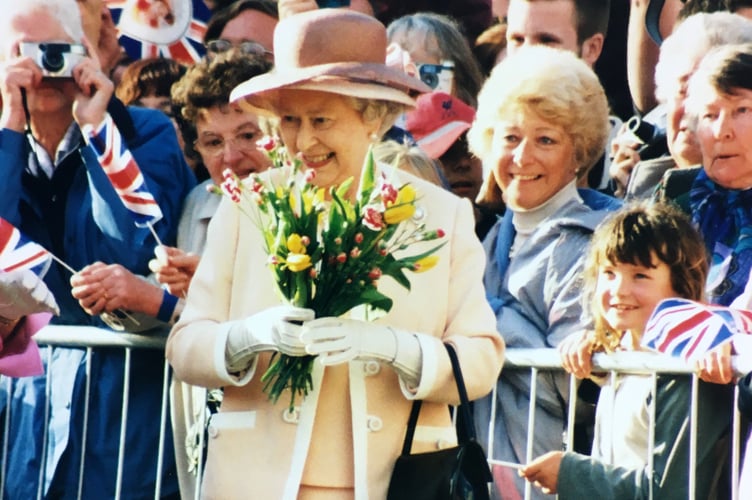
left=384, top=185, right=417, bottom=224
left=412, top=255, right=439, bottom=273
left=287, top=234, right=306, bottom=254
left=286, top=253, right=312, bottom=272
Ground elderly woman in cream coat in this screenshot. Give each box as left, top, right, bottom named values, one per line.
left=167, top=9, right=504, bottom=500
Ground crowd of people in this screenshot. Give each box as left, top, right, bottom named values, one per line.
left=1, top=0, right=752, bottom=499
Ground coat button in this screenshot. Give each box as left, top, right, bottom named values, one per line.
left=366, top=415, right=383, bottom=432
left=364, top=361, right=380, bottom=376
left=282, top=407, right=300, bottom=424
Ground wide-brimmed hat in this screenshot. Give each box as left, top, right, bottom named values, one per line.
left=230, top=9, right=430, bottom=114
left=405, top=91, right=475, bottom=159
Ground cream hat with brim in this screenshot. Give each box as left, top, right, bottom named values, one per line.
left=230, top=9, right=430, bottom=115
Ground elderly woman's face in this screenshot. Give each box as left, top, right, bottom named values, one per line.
left=277, top=89, right=378, bottom=190
left=665, top=74, right=703, bottom=167
left=694, top=85, right=752, bottom=190
left=488, top=111, right=578, bottom=210
left=194, top=104, right=272, bottom=184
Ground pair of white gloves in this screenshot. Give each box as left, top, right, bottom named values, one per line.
left=225, top=305, right=423, bottom=386
left=0, top=269, right=59, bottom=322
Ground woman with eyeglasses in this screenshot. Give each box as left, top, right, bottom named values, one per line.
left=203, top=0, right=278, bottom=61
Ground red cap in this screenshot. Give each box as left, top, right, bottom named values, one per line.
left=405, top=91, right=475, bottom=159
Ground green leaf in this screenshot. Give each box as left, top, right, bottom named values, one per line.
left=356, top=145, right=376, bottom=208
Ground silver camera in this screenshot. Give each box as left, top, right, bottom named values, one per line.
left=19, top=43, right=86, bottom=79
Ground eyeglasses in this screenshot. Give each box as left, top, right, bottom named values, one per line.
left=417, top=61, right=455, bottom=90
left=194, top=132, right=260, bottom=157
left=205, top=39, right=273, bottom=58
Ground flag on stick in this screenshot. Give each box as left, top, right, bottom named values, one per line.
left=83, top=113, right=163, bottom=227
left=641, top=298, right=752, bottom=360
left=0, top=218, right=52, bottom=276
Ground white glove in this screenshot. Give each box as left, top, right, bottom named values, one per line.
left=300, top=318, right=423, bottom=385
left=0, top=269, right=59, bottom=320
left=225, top=305, right=314, bottom=374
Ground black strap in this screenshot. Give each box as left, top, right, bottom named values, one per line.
left=400, top=343, right=475, bottom=455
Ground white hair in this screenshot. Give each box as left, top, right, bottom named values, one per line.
left=655, top=12, right=752, bottom=103
left=0, top=0, right=85, bottom=55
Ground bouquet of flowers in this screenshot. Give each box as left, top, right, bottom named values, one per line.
left=212, top=137, right=446, bottom=408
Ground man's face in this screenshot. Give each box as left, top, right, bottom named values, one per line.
left=220, top=9, right=277, bottom=53
left=506, top=0, right=580, bottom=55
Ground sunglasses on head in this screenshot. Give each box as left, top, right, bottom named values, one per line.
left=205, top=39, right=273, bottom=58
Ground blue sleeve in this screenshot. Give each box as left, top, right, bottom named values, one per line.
left=0, top=130, right=31, bottom=226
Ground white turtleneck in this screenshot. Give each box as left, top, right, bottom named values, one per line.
left=510, top=180, right=582, bottom=257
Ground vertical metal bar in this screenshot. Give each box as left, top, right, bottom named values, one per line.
left=37, top=347, right=53, bottom=500
left=114, top=348, right=132, bottom=500
left=486, top=383, right=498, bottom=460
left=565, top=374, right=577, bottom=451
left=76, top=348, right=93, bottom=500
left=732, top=385, right=741, bottom=500
left=153, top=359, right=170, bottom=500
left=524, top=367, right=538, bottom=500
left=688, top=374, right=699, bottom=500
left=195, top=388, right=207, bottom=500
left=1, top=376, right=11, bottom=497
left=648, top=372, right=656, bottom=500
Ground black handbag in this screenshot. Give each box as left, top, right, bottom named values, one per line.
left=387, top=343, right=492, bottom=500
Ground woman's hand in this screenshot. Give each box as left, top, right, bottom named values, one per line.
left=519, top=451, right=563, bottom=495
left=148, top=246, right=199, bottom=297
left=70, top=262, right=162, bottom=316
left=559, top=330, right=594, bottom=379
left=0, top=43, right=43, bottom=132
left=696, top=340, right=734, bottom=384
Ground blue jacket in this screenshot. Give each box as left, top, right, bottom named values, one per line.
left=0, top=100, right=195, bottom=499
left=473, top=189, right=618, bottom=500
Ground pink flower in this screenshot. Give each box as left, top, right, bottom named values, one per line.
left=250, top=177, right=264, bottom=193
left=380, top=181, right=398, bottom=205
left=368, top=268, right=382, bottom=280
left=304, top=169, right=316, bottom=183
left=301, top=235, right=311, bottom=246
left=336, top=252, right=347, bottom=263
left=363, top=206, right=384, bottom=231
left=309, top=268, right=318, bottom=278
left=257, top=136, right=277, bottom=152
left=354, top=232, right=364, bottom=244
left=350, top=247, right=361, bottom=258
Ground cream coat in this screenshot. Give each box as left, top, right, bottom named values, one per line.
left=167, top=167, right=504, bottom=499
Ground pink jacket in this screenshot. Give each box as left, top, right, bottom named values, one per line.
left=167, top=168, right=504, bottom=499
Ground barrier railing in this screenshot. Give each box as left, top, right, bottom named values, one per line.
left=0, top=326, right=748, bottom=500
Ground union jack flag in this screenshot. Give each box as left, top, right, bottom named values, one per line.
left=0, top=218, right=52, bottom=276
left=641, top=298, right=752, bottom=360
left=84, top=113, right=164, bottom=227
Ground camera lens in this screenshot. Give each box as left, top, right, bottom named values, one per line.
left=419, top=67, right=439, bottom=89
left=40, top=46, right=65, bottom=74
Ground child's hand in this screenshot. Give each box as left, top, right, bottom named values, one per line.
left=519, top=451, right=563, bottom=495
left=559, top=331, right=594, bottom=378
left=696, top=340, right=733, bottom=384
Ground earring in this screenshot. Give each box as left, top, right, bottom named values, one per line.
left=369, top=132, right=380, bottom=143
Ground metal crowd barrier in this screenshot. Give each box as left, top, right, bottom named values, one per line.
left=0, top=326, right=748, bottom=500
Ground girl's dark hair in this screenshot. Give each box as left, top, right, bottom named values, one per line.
left=584, top=202, right=708, bottom=350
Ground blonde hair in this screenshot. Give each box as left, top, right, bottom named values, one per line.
left=468, top=45, right=609, bottom=205
left=373, top=140, right=445, bottom=186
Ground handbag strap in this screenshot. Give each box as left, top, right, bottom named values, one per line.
left=400, top=343, right=476, bottom=455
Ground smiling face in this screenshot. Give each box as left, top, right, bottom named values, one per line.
left=277, top=89, right=381, bottom=190
left=489, top=110, right=578, bottom=210
left=694, top=85, right=752, bottom=190
left=438, top=137, right=483, bottom=200
left=194, top=104, right=271, bottom=184
left=596, top=256, right=676, bottom=338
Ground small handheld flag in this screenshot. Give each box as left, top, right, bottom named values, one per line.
left=83, top=113, right=164, bottom=228
left=641, top=298, right=752, bottom=361
left=0, top=218, right=52, bottom=276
